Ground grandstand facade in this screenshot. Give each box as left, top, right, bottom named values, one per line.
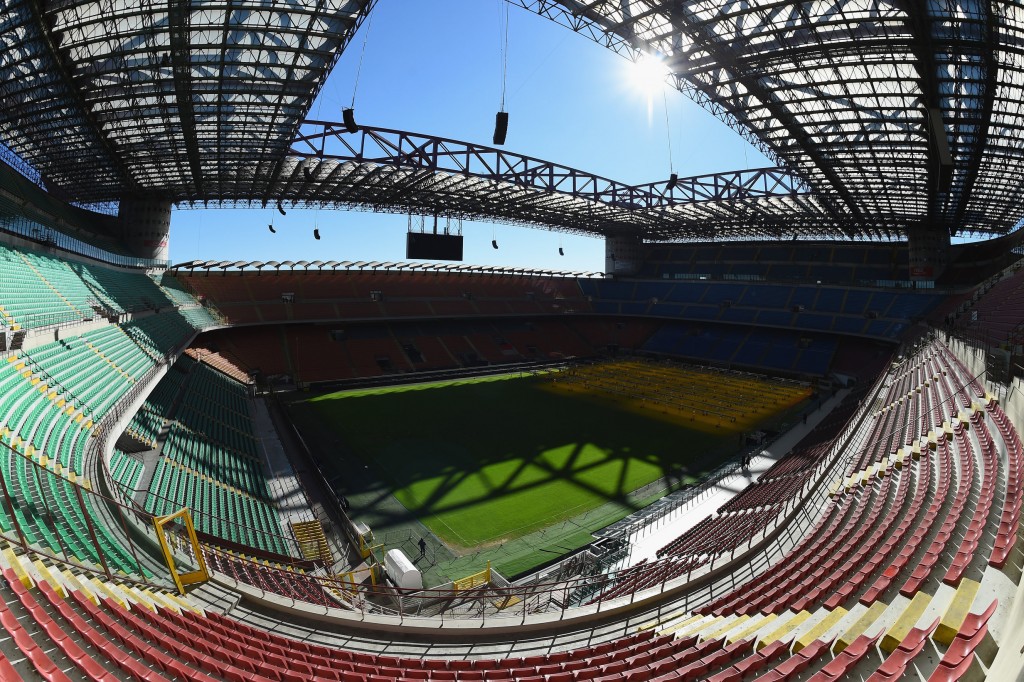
left=1, top=0, right=1024, bottom=680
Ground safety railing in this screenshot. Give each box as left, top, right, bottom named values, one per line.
left=0, top=212, right=169, bottom=270
left=0, top=438, right=161, bottom=588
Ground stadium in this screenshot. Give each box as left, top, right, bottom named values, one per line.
left=0, top=0, right=1023, bottom=680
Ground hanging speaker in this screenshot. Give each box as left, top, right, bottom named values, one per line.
left=303, top=166, right=312, bottom=181
left=314, top=228, right=321, bottom=240
left=342, top=108, right=359, bottom=133
left=493, top=111, right=508, bottom=145
left=558, top=247, right=564, bottom=256
left=666, top=173, right=678, bottom=190
left=268, top=224, right=276, bottom=234
left=277, top=200, right=286, bottom=216
left=491, top=239, right=499, bottom=249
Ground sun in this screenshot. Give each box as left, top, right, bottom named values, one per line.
left=626, top=53, right=671, bottom=97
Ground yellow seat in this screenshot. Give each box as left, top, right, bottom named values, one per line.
left=934, top=579, right=980, bottom=646
left=881, top=592, right=931, bottom=653
left=758, top=610, right=811, bottom=650
left=795, top=607, right=847, bottom=652
left=834, top=601, right=887, bottom=654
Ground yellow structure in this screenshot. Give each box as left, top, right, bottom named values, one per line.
left=454, top=561, right=492, bottom=591
left=153, top=508, right=210, bottom=594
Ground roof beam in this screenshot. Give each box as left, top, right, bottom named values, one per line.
left=513, top=1, right=860, bottom=232
left=25, top=0, right=133, bottom=192
left=167, top=0, right=205, bottom=198
left=290, top=122, right=807, bottom=210
left=952, top=1, right=1000, bottom=234
left=658, top=3, right=861, bottom=231
left=899, top=0, right=954, bottom=224
left=260, top=0, right=376, bottom=208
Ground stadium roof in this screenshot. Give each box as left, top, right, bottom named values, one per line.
left=514, top=0, right=1022, bottom=238
left=1, top=0, right=1022, bottom=240
left=0, top=0, right=374, bottom=203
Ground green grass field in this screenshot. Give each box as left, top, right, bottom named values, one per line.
left=306, top=373, right=730, bottom=550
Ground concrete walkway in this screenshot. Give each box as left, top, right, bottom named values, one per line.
left=625, top=387, right=852, bottom=565
left=252, top=398, right=315, bottom=529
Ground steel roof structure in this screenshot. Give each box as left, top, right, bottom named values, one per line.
left=0, top=0, right=375, bottom=204
left=513, top=0, right=1022, bottom=238
left=268, top=122, right=821, bottom=240
left=0, top=0, right=1021, bottom=241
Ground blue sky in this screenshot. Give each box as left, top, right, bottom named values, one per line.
left=169, top=0, right=771, bottom=271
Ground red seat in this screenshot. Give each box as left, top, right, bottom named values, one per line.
left=866, top=619, right=938, bottom=682
left=706, top=669, right=741, bottom=682
left=807, top=631, right=883, bottom=681
left=926, top=653, right=977, bottom=682
left=733, top=639, right=790, bottom=678
left=959, top=599, right=998, bottom=639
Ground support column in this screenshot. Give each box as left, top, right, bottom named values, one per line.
left=906, top=222, right=949, bottom=283
left=605, top=234, right=645, bottom=277
left=118, top=197, right=171, bottom=262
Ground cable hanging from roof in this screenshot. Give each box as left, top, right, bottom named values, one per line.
left=493, top=0, right=510, bottom=145
left=663, top=90, right=678, bottom=190
left=343, top=5, right=375, bottom=134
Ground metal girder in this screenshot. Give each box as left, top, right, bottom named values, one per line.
left=290, top=122, right=808, bottom=210
left=4, top=0, right=1024, bottom=242
left=509, top=0, right=1024, bottom=237
left=899, top=0, right=956, bottom=223
left=207, top=119, right=867, bottom=241
left=951, top=1, right=1000, bottom=233
left=167, top=0, right=203, bottom=198
left=0, top=0, right=375, bottom=205
left=23, top=0, right=132, bottom=193
left=666, top=2, right=864, bottom=233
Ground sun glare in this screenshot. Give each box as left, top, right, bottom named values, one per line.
left=626, top=54, right=670, bottom=97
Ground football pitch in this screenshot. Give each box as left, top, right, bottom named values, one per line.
left=304, top=371, right=758, bottom=551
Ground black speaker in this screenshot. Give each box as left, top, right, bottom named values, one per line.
left=342, top=108, right=359, bottom=133
left=558, top=247, right=564, bottom=256
left=268, top=224, right=275, bottom=234
left=313, top=228, right=321, bottom=240
left=277, top=200, right=286, bottom=216
left=492, top=239, right=499, bottom=249
left=303, top=166, right=312, bottom=181
left=493, top=111, right=508, bottom=145
left=666, top=173, right=678, bottom=190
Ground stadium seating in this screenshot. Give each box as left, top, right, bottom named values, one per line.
left=1, top=229, right=1024, bottom=682
left=0, top=536, right=1009, bottom=682
left=108, top=448, right=145, bottom=492
left=138, top=357, right=287, bottom=555
left=68, top=259, right=178, bottom=313
left=183, top=345, right=252, bottom=384
left=953, top=266, right=1024, bottom=347
left=639, top=241, right=911, bottom=285
left=0, top=242, right=91, bottom=330
left=577, top=278, right=941, bottom=343
left=177, top=269, right=592, bottom=326
left=642, top=322, right=839, bottom=376
left=698, top=339, right=1016, bottom=629
left=0, top=242, right=203, bottom=332
left=203, top=547, right=339, bottom=608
